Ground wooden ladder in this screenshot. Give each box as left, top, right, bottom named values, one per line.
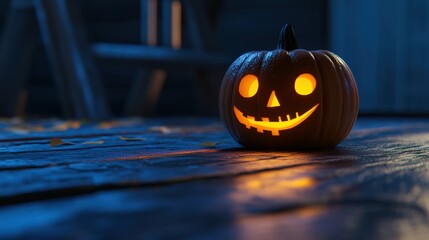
left=0, top=0, right=228, bottom=117
left=93, top=0, right=229, bottom=115
left=0, top=0, right=110, bottom=119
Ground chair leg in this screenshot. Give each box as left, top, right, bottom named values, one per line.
left=125, top=69, right=166, bottom=116
left=33, top=0, right=110, bottom=119
left=0, top=1, right=37, bottom=117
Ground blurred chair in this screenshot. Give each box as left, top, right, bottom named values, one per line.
left=92, top=0, right=229, bottom=115
left=0, top=0, right=228, bottom=118
left=0, top=0, right=110, bottom=119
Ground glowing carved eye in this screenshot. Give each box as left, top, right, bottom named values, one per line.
left=295, top=73, right=316, bottom=96
left=239, top=74, right=259, bottom=98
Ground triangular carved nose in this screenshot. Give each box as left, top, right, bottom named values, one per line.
left=267, top=91, right=280, bottom=107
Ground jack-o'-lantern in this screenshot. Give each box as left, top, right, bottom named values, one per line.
left=219, top=24, right=359, bottom=150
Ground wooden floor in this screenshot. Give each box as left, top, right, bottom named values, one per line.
left=0, top=117, right=429, bottom=239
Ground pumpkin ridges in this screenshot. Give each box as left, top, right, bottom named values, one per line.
left=334, top=52, right=359, bottom=142
left=333, top=53, right=359, bottom=116
left=327, top=52, right=349, bottom=146
left=320, top=50, right=358, bottom=145
left=312, top=52, right=336, bottom=145
left=294, top=50, right=325, bottom=147
left=311, top=51, right=343, bottom=146
left=323, top=52, right=358, bottom=134
left=337, top=54, right=359, bottom=142
left=320, top=51, right=349, bottom=146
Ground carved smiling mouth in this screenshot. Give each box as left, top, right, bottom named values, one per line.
left=233, top=104, right=319, bottom=136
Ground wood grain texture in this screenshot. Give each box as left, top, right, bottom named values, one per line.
left=0, top=117, right=429, bottom=239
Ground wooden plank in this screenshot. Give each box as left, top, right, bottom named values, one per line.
left=33, top=0, right=110, bottom=119
left=1, top=181, right=428, bottom=239
left=0, top=118, right=429, bottom=238
left=0, top=118, right=220, bottom=141
left=0, top=119, right=428, bottom=199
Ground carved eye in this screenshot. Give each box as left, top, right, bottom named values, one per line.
left=295, top=73, right=316, bottom=96
left=239, top=74, right=259, bottom=98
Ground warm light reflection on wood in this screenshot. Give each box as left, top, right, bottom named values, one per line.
left=280, top=177, right=315, bottom=188
left=230, top=159, right=321, bottom=202
left=297, top=206, right=325, bottom=218
left=246, top=180, right=262, bottom=189
left=242, top=177, right=315, bottom=190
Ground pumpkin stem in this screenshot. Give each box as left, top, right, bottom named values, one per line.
left=277, top=24, right=298, bottom=51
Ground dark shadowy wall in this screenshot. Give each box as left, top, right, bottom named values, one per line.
left=218, top=0, right=328, bottom=56
left=330, top=0, right=429, bottom=114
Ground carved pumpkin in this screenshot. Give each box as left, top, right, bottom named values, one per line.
left=219, top=24, right=359, bottom=150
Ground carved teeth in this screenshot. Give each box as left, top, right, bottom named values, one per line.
left=234, top=104, right=320, bottom=137
left=242, top=110, right=305, bottom=123
left=245, top=112, right=302, bottom=122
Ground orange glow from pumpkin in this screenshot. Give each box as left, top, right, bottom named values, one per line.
left=239, top=74, right=259, bottom=98
left=295, top=73, right=316, bottom=95
left=233, top=104, right=319, bottom=136
left=230, top=162, right=321, bottom=203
